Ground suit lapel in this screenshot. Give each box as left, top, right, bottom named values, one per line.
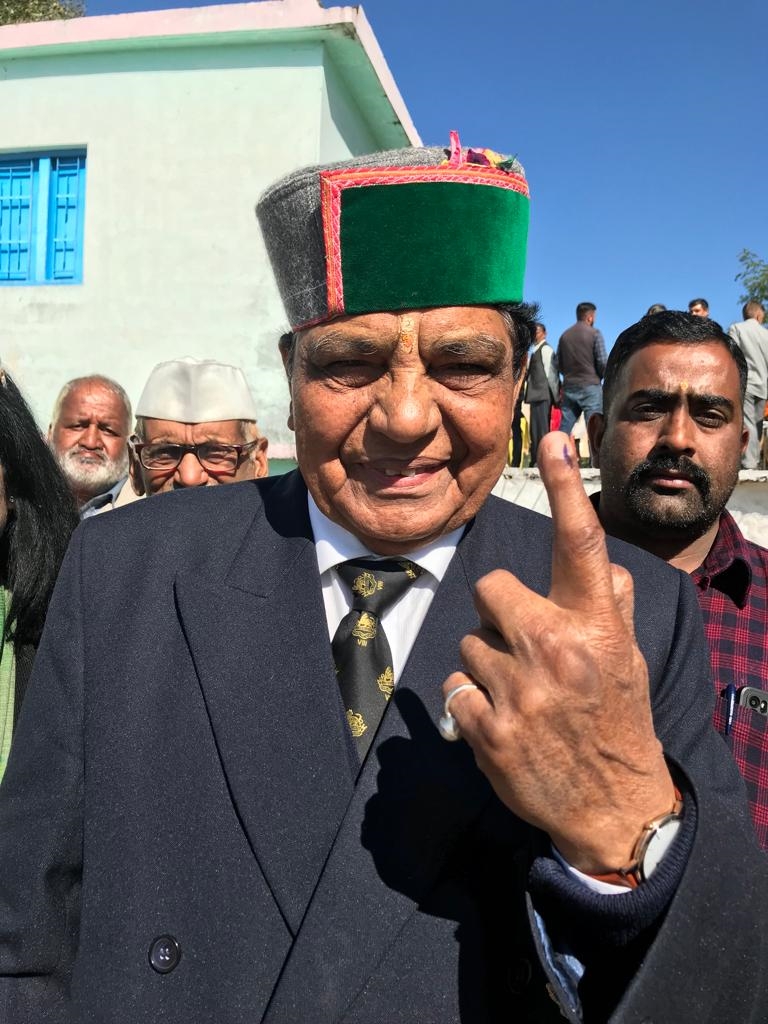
left=174, top=472, right=357, bottom=935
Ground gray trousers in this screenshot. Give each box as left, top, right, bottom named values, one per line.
left=742, top=392, right=765, bottom=469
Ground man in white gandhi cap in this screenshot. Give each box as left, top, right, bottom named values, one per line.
left=128, top=356, right=268, bottom=496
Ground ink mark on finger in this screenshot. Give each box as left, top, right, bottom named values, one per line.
left=563, top=443, right=573, bottom=468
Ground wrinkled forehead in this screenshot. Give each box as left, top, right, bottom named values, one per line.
left=140, top=417, right=248, bottom=442
left=294, top=306, right=515, bottom=356
left=59, top=384, right=124, bottom=419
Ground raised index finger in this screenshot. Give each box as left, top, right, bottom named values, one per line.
left=537, top=432, right=614, bottom=613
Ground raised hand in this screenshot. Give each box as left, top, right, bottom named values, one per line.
left=442, top=433, right=676, bottom=874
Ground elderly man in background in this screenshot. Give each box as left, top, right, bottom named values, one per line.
left=48, top=374, right=133, bottom=516
left=588, top=310, right=768, bottom=847
left=128, top=357, right=268, bottom=495
left=728, top=301, right=768, bottom=469
left=1, top=138, right=767, bottom=1024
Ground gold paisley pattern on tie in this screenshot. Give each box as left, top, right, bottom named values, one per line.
left=352, top=571, right=383, bottom=599
left=352, top=611, right=377, bottom=646
left=377, top=666, right=394, bottom=699
left=346, top=710, right=367, bottom=737
left=333, top=558, right=423, bottom=758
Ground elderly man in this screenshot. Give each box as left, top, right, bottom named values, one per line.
left=0, top=140, right=766, bottom=1024
left=128, top=357, right=268, bottom=495
left=588, top=310, right=768, bottom=847
left=48, top=374, right=132, bottom=516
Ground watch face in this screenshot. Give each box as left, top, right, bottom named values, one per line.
left=642, top=816, right=683, bottom=879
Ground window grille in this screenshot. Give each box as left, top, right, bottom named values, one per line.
left=0, top=151, right=86, bottom=285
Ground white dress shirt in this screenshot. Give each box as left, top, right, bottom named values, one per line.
left=308, top=494, right=463, bottom=680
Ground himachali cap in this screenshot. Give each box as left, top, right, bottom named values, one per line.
left=135, top=357, right=259, bottom=423
left=256, top=131, right=530, bottom=331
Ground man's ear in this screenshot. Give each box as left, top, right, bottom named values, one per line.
left=128, top=447, right=146, bottom=497
left=252, top=438, right=269, bottom=479
left=587, top=412, right=606, bottom=469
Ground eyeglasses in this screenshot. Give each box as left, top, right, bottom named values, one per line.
left=129, top=438, right=262, bottom=473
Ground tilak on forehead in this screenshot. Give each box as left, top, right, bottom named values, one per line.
left=256, top=131, right=530, bottom=332
left=398, top=315, right=416, bottom=352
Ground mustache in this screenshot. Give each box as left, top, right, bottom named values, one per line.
left=626, top=455, right=711, bottom=498
left=65, top=446, right=107, bottom=463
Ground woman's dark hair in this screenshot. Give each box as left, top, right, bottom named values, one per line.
left=0, top=372, right=79, bottom=645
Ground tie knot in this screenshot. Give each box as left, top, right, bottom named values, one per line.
left=336, top=558, right=422, bottom=615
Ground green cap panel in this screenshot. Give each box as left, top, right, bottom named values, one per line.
left=338, top=181, right=529, bottom=314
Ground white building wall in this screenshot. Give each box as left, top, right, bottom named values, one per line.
left=0, top=37, right=385, bottom=450
left=319, top=50, right=379, bottom=161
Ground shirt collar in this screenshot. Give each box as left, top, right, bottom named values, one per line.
left=308, top=493, right=462, bottom=582
left=691, top=511, right=753, bottom=607
left=79, top=475, right=127, bottom=518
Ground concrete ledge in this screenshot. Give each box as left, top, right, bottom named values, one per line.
left=493, top=468, right=768, bottom=547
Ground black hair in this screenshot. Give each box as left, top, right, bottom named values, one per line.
left=0, top=373, right=79, bottom=645
left=576, top=302, right=596, bottom=320
left=688, top=297, right=709, bottom=312
left=603, top=310, right=748, bottom=418
left=278, top=302, right=540, bottom=384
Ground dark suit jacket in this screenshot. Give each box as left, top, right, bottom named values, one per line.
left=0, top=471, right=766, bottom=1023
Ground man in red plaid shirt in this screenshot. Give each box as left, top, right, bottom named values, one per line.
left=588, top=310, right=768, bottom=848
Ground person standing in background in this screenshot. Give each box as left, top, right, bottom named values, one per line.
left=524, top=322, right=559, bottom=466
left=557, top=301, right=607, bottom=461
left=688, top=298, right=709, bottom=318
left=728, top=301, right=768, bottom=469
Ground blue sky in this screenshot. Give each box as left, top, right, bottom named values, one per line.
left=85, top=0, right=768, bottom=350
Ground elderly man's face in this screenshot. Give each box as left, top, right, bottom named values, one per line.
left=130, top=418, right=268, bottom=495
left=287, top=306, right=521, bottom=555
left=50, top=383, right=129, bottom=501
left=589, top=341, right=748, bottom=541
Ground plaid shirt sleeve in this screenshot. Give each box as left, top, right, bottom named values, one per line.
left=592, top=330, right=607, bottom=380
left=692, top=512, right=768, bottom=848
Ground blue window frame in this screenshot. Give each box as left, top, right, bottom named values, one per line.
left=0, top=151, right=86, bottom=285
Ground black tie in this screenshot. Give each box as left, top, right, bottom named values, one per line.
left=332, top=558, right=422, bottom=758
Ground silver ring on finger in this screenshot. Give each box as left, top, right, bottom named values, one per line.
left=438, top=682, right=479, bottom=742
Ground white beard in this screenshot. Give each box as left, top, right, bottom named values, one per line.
left=58, top=446, right=129, bottom=500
